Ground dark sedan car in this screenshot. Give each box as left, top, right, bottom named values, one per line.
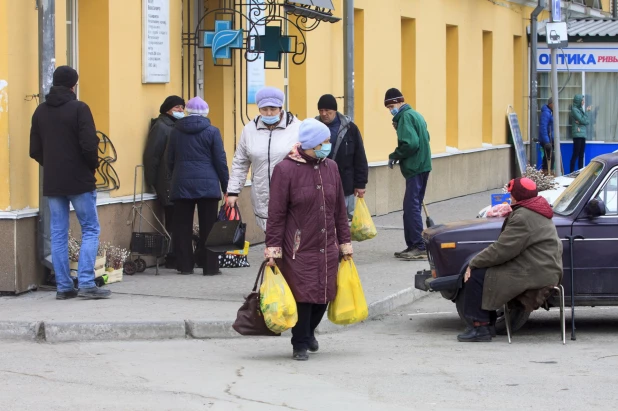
left=415, top=152, right=618, bottom=333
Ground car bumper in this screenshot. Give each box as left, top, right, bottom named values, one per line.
left=414, top=270, right=433, bottom=292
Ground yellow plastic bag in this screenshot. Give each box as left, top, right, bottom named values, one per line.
left=350, top=198, right=377, bottom=242
left=260, top=265, right=298, bottom=333
left=328, top=259, right=369, bottom=325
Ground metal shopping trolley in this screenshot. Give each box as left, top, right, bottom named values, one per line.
left=124, top=165, right=170, bottom=275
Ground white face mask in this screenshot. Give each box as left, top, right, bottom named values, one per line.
left=172, top=112, right=185, bottom=119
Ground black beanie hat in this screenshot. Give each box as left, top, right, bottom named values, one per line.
left=53, top=66, right=79, bottom=88
left=160, top=95, right=186, bottom=114
left=318, top=94, right=338, bottom=111
left=384, top=88, right=404, bottom=107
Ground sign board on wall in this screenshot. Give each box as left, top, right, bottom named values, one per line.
left=142, top=0, right=170, bottom=83
left=537, top=44, right=618, bottom=72
left=507, top=112, right=527, bottom=176
left=247, top=0, right=266, bottom=104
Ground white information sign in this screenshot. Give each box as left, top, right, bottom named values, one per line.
left=537, top=44, right=618, bottom=72
left=142, top=0, right=170, bottom=83
left=247, top=0, right=265, bottom=104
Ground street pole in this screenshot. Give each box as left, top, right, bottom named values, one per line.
left=550, top=1, right=563, bottom=177
left=343, top=0, right=354, bottom=121
left=37, top=0, right=55, bottom=271
left=529, top=0, right=545, bottom=169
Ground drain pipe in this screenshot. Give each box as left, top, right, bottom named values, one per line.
left=529, top=0, right=545, bottom=169
left=614, top=0, right=617, bottom=18
left=343, top=0, right=354, bottom=121
left=37, top=0, right=55, bottom=272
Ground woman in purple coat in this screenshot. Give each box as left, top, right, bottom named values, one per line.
left=265, top=118, right=353, bottom=361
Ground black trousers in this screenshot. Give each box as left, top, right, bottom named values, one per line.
left=542, top=145, right=555, bottom=173
left=570, top=138, right=586, bottom=172
left=164, top=206, right=176, bottom=262
left=173, top=198, right=219, bottom=275
left=291, top=303, right=327, bottom=350
left=462, top=268, right=496, bottom=324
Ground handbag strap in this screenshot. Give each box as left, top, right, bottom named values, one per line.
left=252, top=260, right=268, bottom=292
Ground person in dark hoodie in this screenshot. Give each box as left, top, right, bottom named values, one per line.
left=29, top=66, right=111, bottom=300
left=143, top=95, right=185, bottom=268
left=316, top=94, right=368, bottom=220
left=457, top=178, right=563, bottom=342
left=167, top=97, right=229, bottom=275
left=538, top=97, right=555, bottom=174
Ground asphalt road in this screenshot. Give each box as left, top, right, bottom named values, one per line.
left=2, top=293, right=618, bottom=411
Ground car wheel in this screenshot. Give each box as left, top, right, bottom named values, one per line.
left=455, top=294, right=530, bottom=335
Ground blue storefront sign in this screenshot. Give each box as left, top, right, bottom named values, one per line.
left=491, top=194, right=512, bottom=207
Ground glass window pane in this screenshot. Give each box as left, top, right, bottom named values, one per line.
left=584, top=73, right=618, bottom=142
left=597, top=170, right=618, bottom=215
left=537, top=72, right=583, bottom=141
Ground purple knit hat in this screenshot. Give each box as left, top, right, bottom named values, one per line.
left=256, top=87, right=284, bottom=109
left=186, top=97, right=209, bottom=116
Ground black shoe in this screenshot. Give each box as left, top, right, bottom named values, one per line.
left=394, top=248, right=413, bottom=258
left=293, top=349, right=309, bottom=361
left=56, top=289, right=78, bottom=300
left=457, top=326, right=492, bottom=342
left=463, top=325, right=497, bottom=337
left=77, top=287, right=112, bottom=300
left=203, top=270, right=222, bottom=276
left=178, top=270, right=194, bottom=275
left=308, top=337, right=319, bottom=353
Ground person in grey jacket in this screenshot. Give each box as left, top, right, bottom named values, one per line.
left=227, top=87, right=300, bottom=232
left=143, top=95, right=185, bottom=268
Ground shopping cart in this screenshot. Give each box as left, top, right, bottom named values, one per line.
left=124, top=165, right=170, bottom=275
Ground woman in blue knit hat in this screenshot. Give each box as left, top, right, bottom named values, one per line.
left=265, top=118, right=353, bottom=361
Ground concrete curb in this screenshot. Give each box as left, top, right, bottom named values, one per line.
left=0, top=288, right=429, bottom=343
left=44, top=321, right=186, bottom=343
left=0, top=321, right=42, bottom=340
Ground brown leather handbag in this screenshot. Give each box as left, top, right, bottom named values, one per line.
left=232, top=261, right=281, bottom=336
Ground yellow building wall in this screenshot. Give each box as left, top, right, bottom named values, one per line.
left=0, top=0, right=10, bottom=209
left=2, top=0, right=534, bottom=211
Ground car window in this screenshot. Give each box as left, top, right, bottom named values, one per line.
left=553, top=161, right=604, bottom=215
left=596, top=170, right=618, bottom=215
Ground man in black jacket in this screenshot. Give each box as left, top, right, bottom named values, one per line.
left=30, top=66, right=111, bottom=300
left=143, top=95, right=185, bottom=268
left=317, top=94, right=369, bottom=219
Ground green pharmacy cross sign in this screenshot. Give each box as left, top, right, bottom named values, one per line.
left=252, top=26, right=294, bottom=64
left=202, top=20, right=243, bottom=62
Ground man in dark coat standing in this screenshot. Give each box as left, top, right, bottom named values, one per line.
left=143, top=95, right=185, bottom=268
left=316, top=94, right=368, bottom=220
left=538, top=97, right=554, bottom=174
left=30, top=66, right=111, bottom=300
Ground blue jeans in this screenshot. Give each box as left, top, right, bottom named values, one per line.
left=48, top=191, right=100, bottom=292
left=403, top=172, right=430, bottom=250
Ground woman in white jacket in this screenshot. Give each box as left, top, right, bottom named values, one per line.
left=227, top=87, right=300, bottom=231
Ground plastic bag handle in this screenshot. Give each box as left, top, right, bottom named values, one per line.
left=225, top=204, right=242, bottom=222
left=252, top=260, right=268, bottom=292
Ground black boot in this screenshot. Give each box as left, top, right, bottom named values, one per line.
left=457, top=325, right=492, bottom=342
left=292, top=348, right=309, bottom=361
left=463, top=324, right=496, bottom=337
left=308, top=337, right=319, bottom=353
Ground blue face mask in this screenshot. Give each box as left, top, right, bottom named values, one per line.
left=261, top=114, right=281, bottom=125
left=390, top=107, right=399, bottom=116
left=172, top=111, right=185, bottom=120
left=314, top=143, right=332, bottom=159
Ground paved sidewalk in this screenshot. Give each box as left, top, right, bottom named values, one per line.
left=0, top=190, right=497, bottom=342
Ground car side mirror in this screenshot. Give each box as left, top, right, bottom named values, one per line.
left=586, top=198, right=606, bottom=219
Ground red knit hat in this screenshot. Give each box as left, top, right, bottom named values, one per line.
left=507, top=178, right=538, bottom=201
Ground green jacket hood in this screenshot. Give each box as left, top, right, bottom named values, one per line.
left=573, top=94, right=584, bottom=106
left=393, top=104, right=411, bottom=122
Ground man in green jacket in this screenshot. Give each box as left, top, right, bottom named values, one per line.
left=570, top=94, right=592, bottom=173
left=385, top=88, right=432, bottom=260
